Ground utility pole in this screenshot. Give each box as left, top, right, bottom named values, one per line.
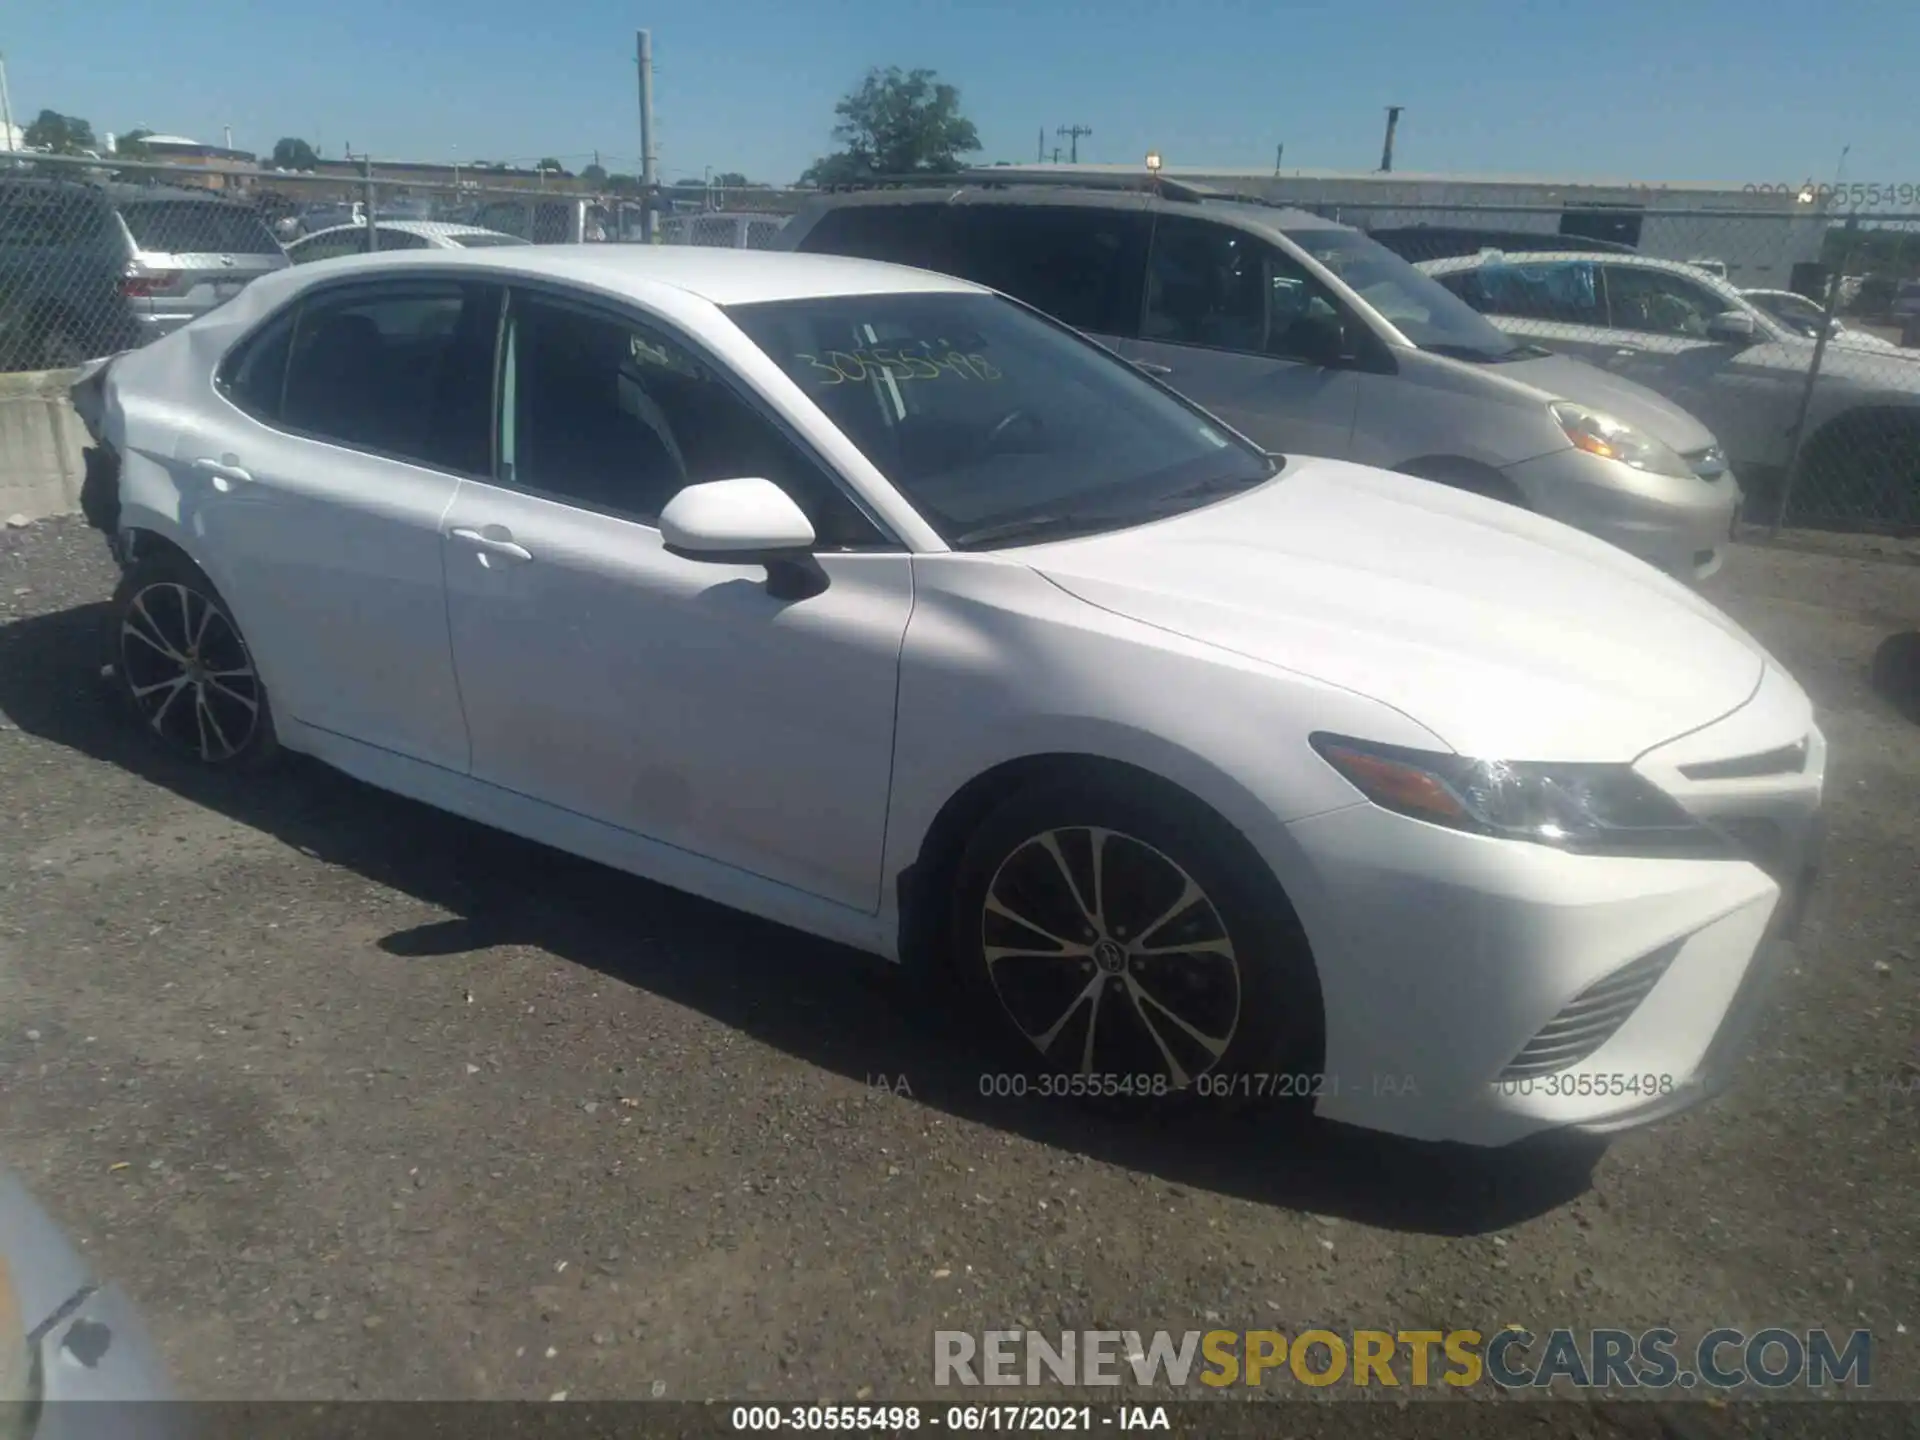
left=1037, top=126, right=1045, bottom=163
left=0, top=53, right=16, bottom=152
left=1273, top=142, right=1283, bottom=177
left=1378, top=105, right=1404, bottom=173
left=362, top=155, right=377, bottom=251
left=636, top=29, right=659, bottom=242
left=1051, top=147, right=1061, bottom=165
left=1057, top=124, right=1091, bottom=164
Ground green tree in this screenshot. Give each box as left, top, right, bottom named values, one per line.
left=799, top=66, right=979, bottom=186
left=23, top=109, right=97, bottom=155
left=581, top=162, right=608, bottom=186
left=535, top=157, right=567, bottom=175
left=271, top=137, right=320, bottom=170
left=713, top=171, right=752, bottom=187
left=116, top=128, right=155, bottom=159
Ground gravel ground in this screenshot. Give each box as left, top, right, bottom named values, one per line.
left=0, top=514, right=1915, bottom=1411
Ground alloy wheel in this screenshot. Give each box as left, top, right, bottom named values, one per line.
left=979, top=826, right=1242, bottom=1088
left=119, top=581, right=262, bottom=762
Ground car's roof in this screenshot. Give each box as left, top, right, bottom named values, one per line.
left=282, top=243, right=987, bottom=305
left=1739, top=287, right=1805, bottom=300
left=296, top=220, right=525, bottom=245
left=795, top=183, right=1336, bottom=233
left=1422, top=250, right=1716, bottom=277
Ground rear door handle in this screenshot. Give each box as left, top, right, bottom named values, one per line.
left=1132, top=359, right=1175, bottom=376
left=190, top=456, right=252, bottom=491
left=449, top=526, right=534, bottom=563
left=1612, top=347, right=1642, bottom=358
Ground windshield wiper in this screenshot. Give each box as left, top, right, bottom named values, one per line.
left=1425, top=341, right=1540, bottom=364
left=952, top=511, right=1130, bottom=549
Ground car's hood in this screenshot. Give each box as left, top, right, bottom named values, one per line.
left=1023, top=458, right=1770, bottom=763
left=1494, top=351, right=1720, bottom=454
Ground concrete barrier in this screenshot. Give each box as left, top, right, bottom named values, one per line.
left=0, top=368, right=86, bottom=524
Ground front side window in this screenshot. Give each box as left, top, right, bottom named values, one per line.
left=452, top=232, right=529, bottom=249
left=501, top=290, right=882, bottom=546
left=727, top=290, right=1274, bottom=549
left=277, top=283, right=498, bottom=473
left=1438, top=259, right=1604, bottom=326
left=1144, top=216, right=1366, bottom=365
left=1601, top=265, right=1736, bottom=338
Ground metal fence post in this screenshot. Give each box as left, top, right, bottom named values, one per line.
left=362, top=156, right=377, bottom=252
left=1769, top=215, right=1857, bottom=536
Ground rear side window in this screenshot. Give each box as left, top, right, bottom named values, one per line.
left=118, top=202, right=283, bottom=256
left=219, top=306, right=299, bottom=418
left=1439, top=260, right=1603, bottom=325
left=274, top=282, right=500, bottom=474
left=795, top=204, right=961, bottom=271
left=943, top=206, right=1150, bottom=337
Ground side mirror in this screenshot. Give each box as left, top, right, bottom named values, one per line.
left=1707, top=310, right=1759, bottom=345
left=660, top=477, right=826, bottom=600
left=1283, top=313, right=1357, bottom=367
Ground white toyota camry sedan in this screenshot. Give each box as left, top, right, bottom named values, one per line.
left=72, top=246, right=1826, bottom=1148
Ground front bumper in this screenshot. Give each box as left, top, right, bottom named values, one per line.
left=1280, top=711, right=1825, bottom=1149
left=1502, top=446, right=1741, bottom=582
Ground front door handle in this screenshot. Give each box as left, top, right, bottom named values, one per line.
left=449, top=526, right=534, bottom=563
left=1132, top=359, right=1175, bottom=376
left=190, top=456, right=252, bottom=491
left=1612, top=347, right=1642, bottom=358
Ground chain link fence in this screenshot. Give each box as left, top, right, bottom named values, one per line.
left=0, top=151, right=800, bottom=370
left=6, top=154, right=1919, bottom=533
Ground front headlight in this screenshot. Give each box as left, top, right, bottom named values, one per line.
left=0, top=1258, right=39, bottom=1440
left=1310, top=734, right=1728, bottom=857
left=1550, top=401, right=1695, bottom=479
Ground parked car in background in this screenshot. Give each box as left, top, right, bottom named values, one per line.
left=286, top=220, right=529, bottom=263
left=780, top=178, right=1741, bottom=578
left=1894, top=280, right=1920, bottom=348
left=0, top=177, right=286, bottom=371
left=470, top=195, right=617, bottom=244
left=1739, top=287, right=1902, bottom=353
left=72, top=245, right=1825, bottom=1147
left=2, top=1164, right=174, bottom=1422
left=1423, top=251, right=1920, bottom=526
left=659, top=211, right=790, bottom=250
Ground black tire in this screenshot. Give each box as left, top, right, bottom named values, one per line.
left=111, top=550, right=279, bottom=768
left=1871, top=631, right=1920, bottom=724
left=1791, top=411, right=1920, bottom=530
left=948, top=777, right=1322, bottom=1107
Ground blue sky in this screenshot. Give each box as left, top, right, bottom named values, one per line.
left=5, top=0, right=1914, bottom=187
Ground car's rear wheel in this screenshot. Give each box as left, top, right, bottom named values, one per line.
left=949, top=779, right=1321, bottom=1105
left=112, top=551, right=278, bottom=768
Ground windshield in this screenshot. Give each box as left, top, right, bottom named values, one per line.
left=118, top=201, right=283, bottom=255
left=728, top=291, right=1275, bottom=548
left=1283, top=226, right=1523, bottom=359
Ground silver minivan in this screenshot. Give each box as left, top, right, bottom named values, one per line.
left=779, top=180, right=1740, bottom=579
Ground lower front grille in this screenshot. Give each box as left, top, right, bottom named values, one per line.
left=1500, top=942, right=1680, bottom=1080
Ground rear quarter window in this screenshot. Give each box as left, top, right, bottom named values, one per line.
left=119, top=202, right=283, bottom=256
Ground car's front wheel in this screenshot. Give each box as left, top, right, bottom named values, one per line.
left=112, top=550, right=278, bottom=768
left=949, top=778, right=1321, bottom=1103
